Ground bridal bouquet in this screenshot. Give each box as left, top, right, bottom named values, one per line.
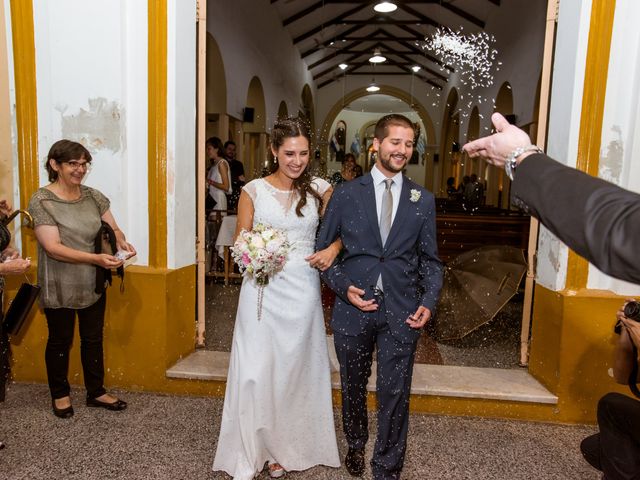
left=231, top=223, right=290, bottom=286
left=231, top=223, right=290, bottom=320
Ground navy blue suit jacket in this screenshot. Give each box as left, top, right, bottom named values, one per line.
left=317, top=173, right=443, bottom=344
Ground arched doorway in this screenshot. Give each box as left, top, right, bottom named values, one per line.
left=439, top=87, right=459, bottom=197
left=277, top=100, right=288, bottom=120
left=300, top=84, right=314, bottom=134
left=319, top=85, right=436, bottom=186
left=490, top=82, right=515, bottom=208
left=205, top=33, right=227, bottom=140
left=465, top=106, right=481, bottom=179
left=244, top=76, right=267, bottom=180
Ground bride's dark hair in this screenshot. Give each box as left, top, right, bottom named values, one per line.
left=271, top=117, right=322, bottom=217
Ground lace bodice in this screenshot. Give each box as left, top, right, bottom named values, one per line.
left=244, top=177, right=330, bottom=258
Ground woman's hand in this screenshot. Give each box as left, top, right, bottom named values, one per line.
left=2, top=247, right=20, bottom=261
left=115, top=232, right=136, bottom=258
left=0, top=199, right=12, bottom=218
left=94, top=253, right=123, bottom=269
left=306, top=242, right=340, bottom=271
left=0, top=257, right=31, bottom=275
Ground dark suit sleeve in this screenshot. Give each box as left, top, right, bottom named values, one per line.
left=316, top=186, right=353, bottom=301
left=512, top=154, right=640, bottom=284
left=417, top=193, right=443, bottom=312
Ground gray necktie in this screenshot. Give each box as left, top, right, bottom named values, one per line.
left=380, top=178, right=393, bottom=245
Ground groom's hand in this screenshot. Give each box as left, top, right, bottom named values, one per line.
left=406, top=306, right=431, bottom=329
left=347, top=286, right=378, bottom=312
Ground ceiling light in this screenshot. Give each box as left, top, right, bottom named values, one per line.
left=411, top=65, right=421, bottom=73
left=369, top=49, right=386, bottom=63
left=366, top=83, right=380, bottom=92
left=374, top=2, right=397, bottom=13
left=338, top=63, right=348, bottom=70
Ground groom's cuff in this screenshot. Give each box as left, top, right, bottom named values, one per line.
left=420, top=296, right=437, bottom=315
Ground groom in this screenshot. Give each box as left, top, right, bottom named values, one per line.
left=317, top=114, right=443, bottom=479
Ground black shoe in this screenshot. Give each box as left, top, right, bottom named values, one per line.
left=345, top=448, right=365, bottom=477
left=51, top=400, right=74, bottom=419
left=0, top=441, right=5, bottom=450
left=86, top=397, right=127, bottom=411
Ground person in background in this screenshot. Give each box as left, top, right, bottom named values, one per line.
left=0, top=199, right=31, bottom=449
left=206, top=137, right=231, bottom=214
left=330, top=153, right=357, bottom=186
left=463, top=173, right=484, bottom=211
left=28, top=140, right=136, bottom=419
left=224, top=140, right=245, bottom=211
left=446, top=177, right=458, bottom=199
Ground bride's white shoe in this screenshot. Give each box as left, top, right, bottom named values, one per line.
left=268, top=463, right=285, bottom=478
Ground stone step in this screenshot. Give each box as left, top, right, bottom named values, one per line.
left=166, top=337, right=557, bottom=405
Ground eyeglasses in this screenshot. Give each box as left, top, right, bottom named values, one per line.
left=65, top=160, right=92, bottom=172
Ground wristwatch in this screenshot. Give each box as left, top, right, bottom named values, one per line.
left=505, top=145, right=543, bottom=180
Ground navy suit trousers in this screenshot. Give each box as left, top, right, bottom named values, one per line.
left=334, top=295, right=418, bottom=480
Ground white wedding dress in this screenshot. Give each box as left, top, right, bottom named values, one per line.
left=212, top=177, right=340, bottom=479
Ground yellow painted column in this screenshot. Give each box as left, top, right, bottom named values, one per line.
left=9, top=0, right=38, bottom=257
left=148, top=0, right=168, bottom=268
left=565, top=0, right=616, bottom=290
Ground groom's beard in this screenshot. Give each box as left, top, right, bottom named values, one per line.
left=379, top=151, right=410, bottom=173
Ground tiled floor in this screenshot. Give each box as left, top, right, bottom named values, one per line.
left=0, top=383, right=599, bottom=480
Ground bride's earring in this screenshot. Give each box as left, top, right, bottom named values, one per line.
left=274, top=154, right=278, bottom=164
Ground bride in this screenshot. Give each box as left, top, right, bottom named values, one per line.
left=212, top=118, right=341, bottom=479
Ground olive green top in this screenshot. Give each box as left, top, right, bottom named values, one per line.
left=28, top=186, right=110, bottom=309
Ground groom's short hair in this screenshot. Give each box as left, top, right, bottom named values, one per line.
left=374, top=114, right=415, bottom=141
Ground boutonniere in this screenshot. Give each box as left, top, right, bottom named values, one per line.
left=410, top=189, right=421, bottom=202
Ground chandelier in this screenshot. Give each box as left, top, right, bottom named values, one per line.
left=423, top=27, right=498, bottom=89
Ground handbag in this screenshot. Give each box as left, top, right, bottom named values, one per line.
left=94, top=220, right=124, bottom=294
left=2, top=280, right=41, bottom=336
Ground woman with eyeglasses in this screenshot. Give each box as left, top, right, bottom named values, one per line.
left=28, top=140, right=136, bottom=419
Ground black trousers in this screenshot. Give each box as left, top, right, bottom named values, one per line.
left=581, top=392, right=640, bottom=480
left=44, top=294, right=107, bottom=400
left=334, top=295, right=418, bottom=480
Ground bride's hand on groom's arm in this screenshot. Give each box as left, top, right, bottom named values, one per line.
left=347, top=285, right=378, bottom=312
left=406, top=306, right=431, bottom=329
left=305, top=240, right=342, bottom=271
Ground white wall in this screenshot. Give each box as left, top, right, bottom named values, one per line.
left=2, top=0, right=19, bottom=246
left=206, top=0, right=315, bottom=129
left=166, top=0, right=196, bottom=269
left=587, top=0, right=640, bottom=296
left=534, top=0, right=593, bottom=291
left=33, top=0, right=150, bottom=265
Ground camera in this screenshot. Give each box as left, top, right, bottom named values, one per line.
left=625, top=301, right=640, bottom=321
left=614, top=300, right=640, bottom=334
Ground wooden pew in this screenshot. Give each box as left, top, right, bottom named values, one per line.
left=436, top=211, right=531, bottom=263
